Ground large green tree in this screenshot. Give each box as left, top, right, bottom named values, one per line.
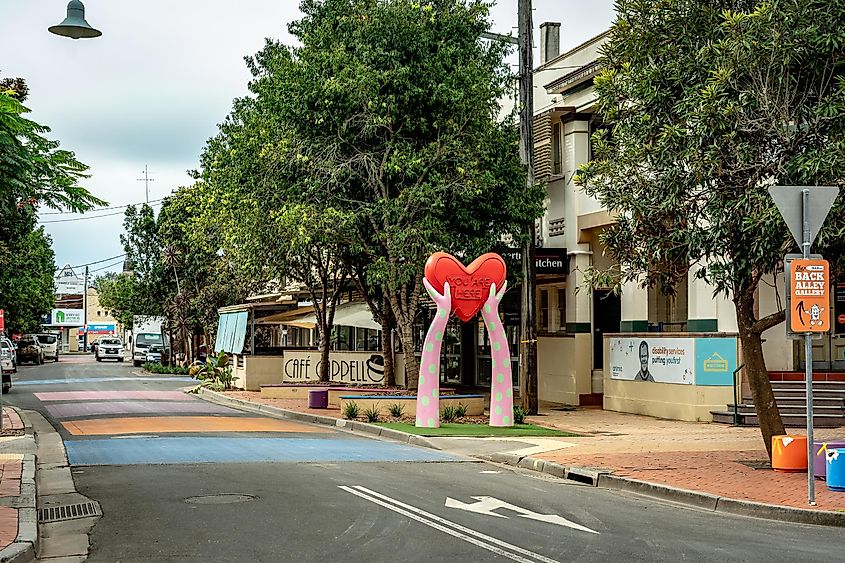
left=577, top=0, right=845, bottom=457
left=1, top=75, right=104, bottom=332
left=229, top=0, right=542, bottom=386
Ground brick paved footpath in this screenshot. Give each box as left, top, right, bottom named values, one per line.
left=0, top=408, right=25, bottom=551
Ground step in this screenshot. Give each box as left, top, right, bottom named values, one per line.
left=769, top=381, right=845, bottom=390
left=769, top=389, right=845, bottom=399
left=727, top=404, right=845, bottom=416
left=766, top=397, right=845, bottom=407
left=711, top=411, right=844, bottom=428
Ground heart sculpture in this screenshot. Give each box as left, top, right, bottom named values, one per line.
left=424, top=252, right=507, bottom=322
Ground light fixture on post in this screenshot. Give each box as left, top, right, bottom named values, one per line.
left=49, top=0, right=102, bottom=39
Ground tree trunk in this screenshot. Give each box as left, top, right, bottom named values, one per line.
left=380, top=299, right=396, bottom=387
left=318, top=323, right=331, bottom=382
left=397, top=318, right=419, bottom=389
left=735, top=293, right=785, bottom=460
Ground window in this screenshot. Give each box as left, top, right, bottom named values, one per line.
left=552, top=122, right=562, bottom=176
left=648, top=275, right=689, bottom=331
left=97, top=311, right=102, bottom=317
left=557, top=288, right=566, bottom=331
left=540, top=289, right=551, bottom=331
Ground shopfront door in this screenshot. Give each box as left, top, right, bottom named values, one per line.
left=593, top=290, right=621, bottom=370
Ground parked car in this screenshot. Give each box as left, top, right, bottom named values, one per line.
left=17, top=336, right=44, bottom=365
left=0, top=336, right=16, bottom=373
left=36, top=333, right=60, bottom=362
left=0, top=340, right=14, bottom=393
left=95, top=337, right=124, bottom=362
left=144, top=344, right=164, bottom=364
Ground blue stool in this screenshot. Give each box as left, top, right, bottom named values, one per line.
left=827, top=449, right=845, bottom=492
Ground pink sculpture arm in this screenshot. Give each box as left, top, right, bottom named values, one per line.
left=416, top=279, right=450, bottom=428
left=481, top=282, right=514, bottom=426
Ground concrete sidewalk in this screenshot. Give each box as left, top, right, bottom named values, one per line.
left=0, top=408, right=37, bottom=563
left=211, top=390, right=845, bottom=525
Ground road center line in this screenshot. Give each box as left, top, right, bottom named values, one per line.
left=339, top=486, right=559, bottom=563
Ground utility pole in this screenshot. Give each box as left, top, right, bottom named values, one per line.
left=83, top=265, right=89, bottom=353
left=137, top=165, right=155, bottom=203
left=518, top=0, right=538, bottom=414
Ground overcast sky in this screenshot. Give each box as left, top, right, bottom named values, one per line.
left=1, top=0, right=616, bottom=277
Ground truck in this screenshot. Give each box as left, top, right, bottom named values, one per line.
left=131, top=316, right=167, bottom=367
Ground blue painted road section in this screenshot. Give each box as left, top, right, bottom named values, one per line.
left=66, top=437, right=460, bottom=465
left=15, top=376, right=195, bottom=386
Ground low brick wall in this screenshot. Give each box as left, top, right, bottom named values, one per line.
left=338, top=394, right=484, bottom=418
left=260, top=385, right=321, bottom=400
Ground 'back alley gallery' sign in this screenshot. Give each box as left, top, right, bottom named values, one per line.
left=282, top=351, right=386, bottom=384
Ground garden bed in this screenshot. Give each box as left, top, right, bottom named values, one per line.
left=375, top=422, right=580, bottom=437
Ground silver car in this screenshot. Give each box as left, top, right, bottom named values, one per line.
left=95, top=337, right=124, bottom=362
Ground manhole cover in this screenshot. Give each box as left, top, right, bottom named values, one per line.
left=185, top=494, right=257, bottom=505
left=39, top=501, right=102, bottom=523
left=736, top=460, right=772, bottom=470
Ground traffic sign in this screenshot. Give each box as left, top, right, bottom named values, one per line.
left=769, top=185, right=839, bottom=249
left=790, top=259, right=830, bottom=333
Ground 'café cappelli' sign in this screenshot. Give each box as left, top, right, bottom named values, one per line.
left=282, top=351, right=385, bottom=384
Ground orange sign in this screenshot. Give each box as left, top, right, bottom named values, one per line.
left=790, top=259, right=830, bottom=333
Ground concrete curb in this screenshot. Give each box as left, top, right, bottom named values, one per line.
left=193, top=387, right=441, bottom=451
left=0, top=408, right=38, bottom=563
left=488, top=452, right=845, bottom=528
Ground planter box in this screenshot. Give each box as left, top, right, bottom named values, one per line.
left=338, top=394, right=484, bottom=418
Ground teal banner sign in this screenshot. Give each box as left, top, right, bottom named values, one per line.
left=694, top=338, right=738, bottom=386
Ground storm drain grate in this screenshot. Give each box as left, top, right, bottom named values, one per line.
left=38, top=501, right=101, bottom=523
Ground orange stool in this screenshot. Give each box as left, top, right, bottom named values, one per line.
left=772, top=435, right=808, bottom=472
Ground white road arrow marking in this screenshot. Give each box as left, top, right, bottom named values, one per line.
left=445, top=496, right=599, bottom=535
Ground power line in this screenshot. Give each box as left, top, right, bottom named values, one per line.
left=40, top=201, right=163, bottom=224
left=89, top=259, right=127, bottom=274
left=40, top=198, right=165, bottom=216
left=56, top=254, right=126, bottom=271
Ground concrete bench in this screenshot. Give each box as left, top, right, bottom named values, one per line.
left=338, top=394, right=484, bottom=418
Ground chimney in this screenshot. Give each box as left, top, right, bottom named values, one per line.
left=539, top=22, right=561, bottom=65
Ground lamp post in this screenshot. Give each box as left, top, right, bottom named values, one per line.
left=49, top=0, right=102, bottom=39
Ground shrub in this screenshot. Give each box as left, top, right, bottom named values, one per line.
left=143, top=363, right=191, bottom=376
left=388, top=403, right=405, bottom=418
left=362, top=405, right=381, bottom=423
left=513, top=405, right=526, bottom=425
left=454, top=403, right=468, bottom=418
left=343, top=401, right=360, bottom=420
left=441, top=405, right=459, bottom=423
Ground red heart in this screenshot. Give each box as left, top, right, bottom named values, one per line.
left=424, top=252, right=507, bottom=322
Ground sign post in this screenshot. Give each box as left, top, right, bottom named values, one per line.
left=770, top=185, right=839, bottom=505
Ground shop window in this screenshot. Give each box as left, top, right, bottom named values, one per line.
left=539, top=289, right=550, bottom=331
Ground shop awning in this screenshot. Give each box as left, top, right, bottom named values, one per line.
left=256, top=307, right=314, bottom=325
left=293, top=302, right=381, bottom=331
left=215, top=311, right=248, bottom=354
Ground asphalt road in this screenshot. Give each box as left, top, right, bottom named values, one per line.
left=7, top=356, right=844, bottom=562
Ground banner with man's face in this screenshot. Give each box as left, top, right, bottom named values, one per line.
left=609, top=338, right=695, bottom=385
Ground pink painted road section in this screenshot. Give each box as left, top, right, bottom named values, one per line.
left=34, top=390, right=189, bottom=402
left=45, top=401, right=236, bottom=419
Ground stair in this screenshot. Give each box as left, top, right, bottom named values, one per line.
left=711, top=381, right=845, bottom=427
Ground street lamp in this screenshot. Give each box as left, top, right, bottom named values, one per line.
left=49, top=0, right=102, bottom=39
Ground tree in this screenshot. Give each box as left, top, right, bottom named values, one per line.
left=241, top=0, right=543, bottom=387
left=96, top=272, right=138, bottom=330
left=0, top=74, right=104, bottom=333
left=576, top=0, right=845, bottom=458
left=0, top=219, right=55, bottom=333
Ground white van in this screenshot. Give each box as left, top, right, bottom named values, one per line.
left=36, top=333, right=60, bottom=362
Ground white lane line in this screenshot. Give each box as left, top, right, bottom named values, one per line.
left=339, top=485, right=559, bottom=563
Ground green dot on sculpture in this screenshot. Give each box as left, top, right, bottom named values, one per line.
left=422, top=396, right=430, bottom=406
left=432, top=389, right=439, bottom=398
left=439, top=309, right=446, bottom=318
left=426, top=343, right=433, bottom=352
left=484, top=304, right=491, bottom=313
left=506, top=387, right=512, bottom=397
left=495, top=405, right=502, bottom=415
left=491, top=359, right=496, bottom=369
left=497, top=373, right=505, bottom=383
left=436, top=332, right=443, bottom=341
left=419, top=374, right=425, bottom=386
left=503, top=416, right=511, bottom=425
left=503, top=358, right=510, bottom=368
left=495, top=392, right=502, bottom=402
left=428, top=363, right=436, bottom=374
left=427, top=417, right=435, bottom=427
left=493, top=342, right=501, bottom=352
